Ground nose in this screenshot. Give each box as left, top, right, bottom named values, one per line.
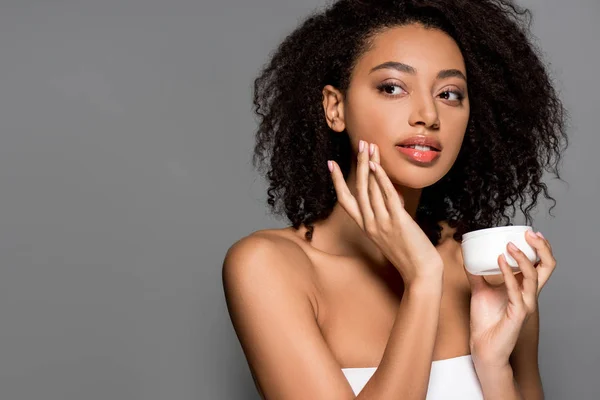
left=408, top=92, right=440, bottom=129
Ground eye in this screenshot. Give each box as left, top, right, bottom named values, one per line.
left=376, top=82, right=406, bottom=97
left=439, top=89, right=464, bottom=102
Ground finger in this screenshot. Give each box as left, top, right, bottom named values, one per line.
left=368, top=161, right=405, bottom=220
left=513, top=271, right=525, bottom=287
left=356, top=140, right=375, bottom=230
left=498, top=254, right=525, bottom=309
left=507, top=241, right=538, bottom=307
left=536, top=231, right=553, bottom=253
left=367, top=143, right=389, bottom=221
left=328, top=160, right=364, bottom=229
left=462, top=265, right=489, bottom=293
left=524, top=231, right=557, bottom=295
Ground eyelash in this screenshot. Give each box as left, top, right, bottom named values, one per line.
left=376, top=82, right=465, bottom=102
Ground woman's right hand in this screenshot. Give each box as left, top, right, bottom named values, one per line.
left=328, top=140, right=444, bottom=286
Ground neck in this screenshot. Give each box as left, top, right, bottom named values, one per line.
left=308, top=163, right=423, bottom=265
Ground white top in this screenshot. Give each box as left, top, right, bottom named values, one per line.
left=341, top=354, right=484, bottom=398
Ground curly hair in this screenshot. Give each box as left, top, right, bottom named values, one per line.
left=251, top=0, right=569, bottom=246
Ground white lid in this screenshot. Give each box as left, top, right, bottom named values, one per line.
left=461, top=225, right=532, bottom=241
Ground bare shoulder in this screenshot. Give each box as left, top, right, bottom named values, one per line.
left=222, top=229, right=319, bottom=336
left=226, top=227, right=312, bottom=263
left=222, top=227, right=319, bottom=319
left=221, top=229, right=353, bottom=399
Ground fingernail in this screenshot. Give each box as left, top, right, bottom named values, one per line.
left=369, top=161, right=376, bottom=171
left=527, top=230, right=537, bottom=238
left=369, top=143, right=375, bottom=156
left=508, top=242, right=518, bottom=251
left=359, top=140, right=365, bottom=153
left=327, top=160, right=333, bottom=172
left=536, top=231, right=545, bottom=239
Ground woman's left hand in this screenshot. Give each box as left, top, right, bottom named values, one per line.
left=464, top=230, right=557, bottom=367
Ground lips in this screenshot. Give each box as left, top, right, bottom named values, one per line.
left=396, top=146, right=441, bottom=163
left=396, top=135, right=442, bottom=151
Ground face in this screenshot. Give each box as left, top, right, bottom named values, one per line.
left=323, top=23, right=470, bottom=188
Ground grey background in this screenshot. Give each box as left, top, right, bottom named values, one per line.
left=0, top=0, right=597, bottom=399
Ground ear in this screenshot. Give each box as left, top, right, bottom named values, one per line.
left=322, top=85, right=346, bottom=133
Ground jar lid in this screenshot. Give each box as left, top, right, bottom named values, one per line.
left=461, top=225, right=532, bottom=241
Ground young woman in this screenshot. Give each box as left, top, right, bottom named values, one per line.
left=223, top=0, right=568, bottom=398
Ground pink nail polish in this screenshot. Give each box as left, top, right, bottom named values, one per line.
left=359, top=140, right=365, bottom=152
left=508, top=242, right=518, bottom=251
left=369, top=143, right=375, bottom=156
left=536, top=231, right=545, bottom=239
left=327, top=160, right=333, bottom=172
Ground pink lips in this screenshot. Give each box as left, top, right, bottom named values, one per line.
left=396, top=135, right=443, bottom=151
left=396, top=146, right=441, bottom=163
left=395, top=135, right=442, bottom=164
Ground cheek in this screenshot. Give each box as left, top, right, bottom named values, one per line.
left=346, top=99, right=409, bottom=142
left=439, top=128, right=467, bottom=173
left=439, top=103, right=469, bottom=125
left=436, top=109, right=469, bottom=168
left=440, top=108, right=469, bottom=142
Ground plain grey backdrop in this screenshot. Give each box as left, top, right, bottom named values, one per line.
left=0, top=0, right=597, bottom=399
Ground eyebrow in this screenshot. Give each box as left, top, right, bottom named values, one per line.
left=369, top=61, right=467, bottom=82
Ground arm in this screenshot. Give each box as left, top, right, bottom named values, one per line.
left=473, top=362, right=523, bottom=400
left=358, top=279, right=443, bottom=399
left=473, top=287, right=543, bottom=399
left=223, top=234, right=356, bottom=400
left=469, top=231, right=554, bottom=400
left=474, top=309, right=542, bottom=400
left=510, top=307, right=544, bottom=399
left=222, top=234, right=444, bottom=400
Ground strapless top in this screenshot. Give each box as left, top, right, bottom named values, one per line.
left=341, top=354, right=484, bottom=398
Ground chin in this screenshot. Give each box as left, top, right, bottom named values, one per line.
left=386, top=164, right=449, bottom=189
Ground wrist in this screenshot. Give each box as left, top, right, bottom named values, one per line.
left=405, top=275, right=444, bottom=296
left=475, top=364, right=522, bottom=400
left=470, top=350, right=511, bottom=371
left=474, top=363, right=522, bottom=400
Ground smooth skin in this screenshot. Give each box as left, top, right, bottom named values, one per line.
left=223, top=23, right=556, bottom=399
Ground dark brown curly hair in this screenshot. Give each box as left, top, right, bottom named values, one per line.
left=251, top=0, right=569, bottom=246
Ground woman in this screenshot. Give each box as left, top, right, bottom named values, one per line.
left=223, top=0, right=568, bottom=398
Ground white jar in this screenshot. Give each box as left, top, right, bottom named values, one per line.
left=461, top=225, right=540, bottom=275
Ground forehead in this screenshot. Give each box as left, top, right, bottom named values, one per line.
left=354, top=24, right=466, bottom=78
